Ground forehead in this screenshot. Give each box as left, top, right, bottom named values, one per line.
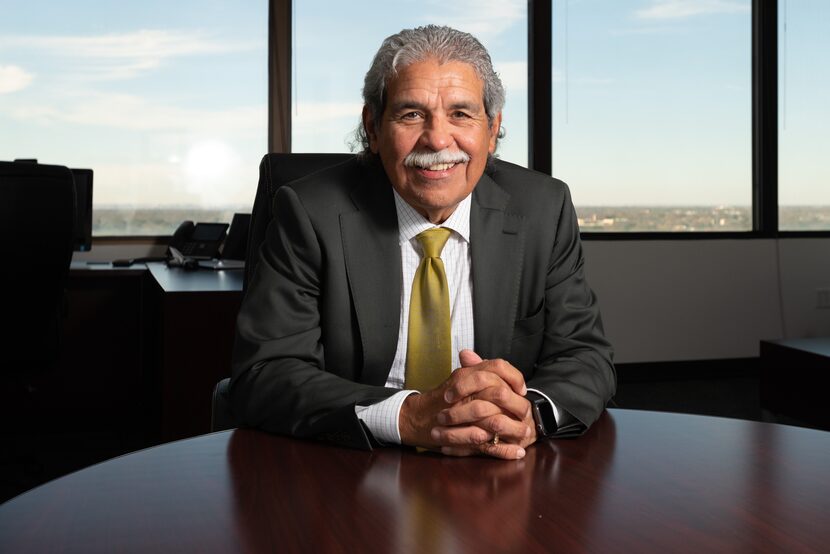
left=386, top=59, right=484, bottom=103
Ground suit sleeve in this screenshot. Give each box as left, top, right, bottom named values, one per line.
left=230, top=185, right=396, bottom=449
left=527, top=183, right=616, bottom=434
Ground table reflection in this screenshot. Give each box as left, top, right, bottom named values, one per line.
left=227, top=411, right=617, bottom=552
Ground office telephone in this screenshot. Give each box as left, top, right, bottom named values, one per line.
left=169, top=221, right=229, bottom=259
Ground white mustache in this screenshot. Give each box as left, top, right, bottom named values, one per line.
left=403, top=149, right=470, bottom=168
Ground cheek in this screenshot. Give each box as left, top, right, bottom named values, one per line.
left=457, top=129, right=491, bottom=153
left=394, top=135, right=420, bottom=160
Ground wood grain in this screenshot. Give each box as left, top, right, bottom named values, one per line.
left=2, top=409, right=829, bottom=553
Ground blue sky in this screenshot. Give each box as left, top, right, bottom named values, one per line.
left=292, top=0, right=529, bottom=166
left=0, top=0, right=268, bottom=208
left=552, top=0, right=752, bottom=206
left=0, top=0, right=826, bottom=209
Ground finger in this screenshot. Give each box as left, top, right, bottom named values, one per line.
left=441, top=441, right=527, bottom=460
left=474, top=386, right=530, bottom=421
left=477, top=414, right=533, bottom=444
left=437, top=430, right=528, bottom=460
left=477, top=359, right=527, bottom=396
left=437, top=398, right=502, bottom=426
left=445, top=369, right=508, bottom=403
left=431, top=424, right=491, bottom=446
left=444, top=360, right=527, bottom=404
left=431, top=415, right=530, bottom=446
left=478, top=442, right=527, bottom=460
left=458, top=349, right=484, bottom=367
left=439, top=390, right=528, bottom=425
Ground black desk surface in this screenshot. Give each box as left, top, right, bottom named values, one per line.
left=146, top=262, right=243, bottom=293
left=70, top=260, right=244, bottom=292
left=2, top=409, right=830, bottom=553
left=70, top=260, right=145, bottom=274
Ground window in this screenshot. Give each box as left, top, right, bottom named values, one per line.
left=0, top=1, right=267, bottom=235
left=552, top=0, right=752, bottom=232
left=292, top=0, right=528, bottom=167
left=778, top=0, right=830, bottom=231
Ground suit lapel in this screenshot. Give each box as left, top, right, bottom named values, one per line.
left=471, top=173, right=525, bottom=359
left=340, top=166, right=401, bottom=386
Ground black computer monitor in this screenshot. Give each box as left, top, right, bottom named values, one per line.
left=70, top=168, right=93, bottom=252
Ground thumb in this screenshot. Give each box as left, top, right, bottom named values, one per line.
left=459, top=349, right=484, bottom=367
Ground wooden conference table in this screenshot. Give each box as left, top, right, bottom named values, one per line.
left=2, top=409, right=828, bottom=553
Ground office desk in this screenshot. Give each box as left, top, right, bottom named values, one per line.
left=761, top=337, right=830, bottom=430
left=64, top=262, right=243, bottom=442
left=47, top=263, right=149, bottom=432
left=146, top=261, right=244, bottom=292
left=2, top=409, right=828, bottom=553
left=144, top=263, right=243, bottom=442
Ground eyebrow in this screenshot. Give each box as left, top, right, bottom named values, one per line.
left=390, top=101, right=427, bottom=112
left=389, top=100, right=481, bottom=113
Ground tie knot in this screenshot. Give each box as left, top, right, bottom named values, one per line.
left=416, top=227, right=452, bottom=259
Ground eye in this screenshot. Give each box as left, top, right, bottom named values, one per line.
left=400, top=111, right=422, bottom=120
left=452, top=110, right=472, bottom=119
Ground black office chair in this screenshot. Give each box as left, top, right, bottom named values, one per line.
left=211, top=153, right=353, bottom=432
left=0, top=161, right=76, bottom=379
left=0, top=161, right=76, bottom=488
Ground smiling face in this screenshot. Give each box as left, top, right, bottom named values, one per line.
left=363, top=58, right=502, bottom=224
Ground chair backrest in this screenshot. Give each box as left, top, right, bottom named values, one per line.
left=216, top=153, right=351, bottom=430
left=0, top=161, right=76, bottom=366
left=244, top=153, right=353, bottom=290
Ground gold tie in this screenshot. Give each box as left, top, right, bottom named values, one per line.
left=405, top=228, right=453, bottom=392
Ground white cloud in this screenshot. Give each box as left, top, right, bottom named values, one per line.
left=291, top=102, right=364, bottom=152
left=92, top=158, right=259, bottom=208
left=636, top=0, right=750, bottom=20
left=93, top=162, right=182, bottom=205
left=423, top=0, right=525, bottom=40
left=0, top=64, right=34, bottom=94
left=293, top=101, right=364, bottom=123
left=494, top=61, right=527, bottom=92
left=7, top=92, right=265, bottom=133
left=0, top=29, right=261, bottom=80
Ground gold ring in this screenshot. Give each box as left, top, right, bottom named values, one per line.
left=491, top=433, right=500, bottom=445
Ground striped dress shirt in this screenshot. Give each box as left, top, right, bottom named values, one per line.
left=356, top=190, right=475, bottom=443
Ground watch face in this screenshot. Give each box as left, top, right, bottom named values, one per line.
left=532, top=403, right=545, bottom=433
left=532, top=399, right=557, bottom=436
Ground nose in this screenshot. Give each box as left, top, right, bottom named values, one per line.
left=418, top=115, right=453, bottom=151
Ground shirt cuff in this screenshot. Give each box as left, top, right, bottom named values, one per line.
left=355, top=390, right=419, bottom=444
left=527, top=387, right=561, bottom=424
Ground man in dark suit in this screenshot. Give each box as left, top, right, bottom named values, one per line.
left=231, top=25, right=615, bottom=460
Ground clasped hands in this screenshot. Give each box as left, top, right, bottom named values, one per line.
left=399, top=349, right=537, bottom=460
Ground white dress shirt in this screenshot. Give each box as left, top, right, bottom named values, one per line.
left=356, top=190, right=475, bottom=443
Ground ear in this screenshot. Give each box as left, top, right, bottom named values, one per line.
left=488, top=112, right=502, bottom=154
left=362, top=106, right=380, bottom=154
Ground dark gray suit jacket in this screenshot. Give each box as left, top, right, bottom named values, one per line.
left=230, top=157, right=615, bottom=449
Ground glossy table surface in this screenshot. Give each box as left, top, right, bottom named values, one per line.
left=2, top=409, right=829, bottom=553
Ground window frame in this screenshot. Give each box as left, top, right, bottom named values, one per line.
left=100, top=0, right=830, bottom=241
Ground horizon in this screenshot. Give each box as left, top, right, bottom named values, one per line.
left=1, top=0, right=827, bottom=227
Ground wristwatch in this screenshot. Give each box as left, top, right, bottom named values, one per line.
left=527, top=391, right=558, bottom=437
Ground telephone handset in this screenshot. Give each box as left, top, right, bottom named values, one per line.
left=168, top=220, right=229, bottom=260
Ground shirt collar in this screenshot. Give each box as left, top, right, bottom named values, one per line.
left=393, top=188, right=472, bottom=245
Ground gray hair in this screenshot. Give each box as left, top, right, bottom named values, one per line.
left=353, top=25, right=505, bottom=155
